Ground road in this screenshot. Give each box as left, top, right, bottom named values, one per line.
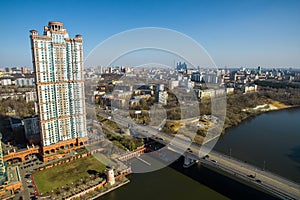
left=13, top=162, right=35, bottom=200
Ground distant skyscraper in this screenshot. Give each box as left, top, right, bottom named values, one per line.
left=258, top=66, right=262, bottom=75
left=176, top=62, right=187, bottom=74
left=30, top=22, right=87, bottom=148
left=98, top=65, right=103, bottom=74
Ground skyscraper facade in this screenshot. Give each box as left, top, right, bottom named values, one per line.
left=30, top=22, right=87, bottom=149
left=0, top=133, right=5, bottom=181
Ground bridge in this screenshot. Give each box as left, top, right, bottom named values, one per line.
left=97, top=111, right=300, bottom=200
left=118, top=146, right=146, bottom=161
left=170, top=147, right=300, bottom=200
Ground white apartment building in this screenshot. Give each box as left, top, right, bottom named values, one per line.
left=30, top=22, right=87, bottom=146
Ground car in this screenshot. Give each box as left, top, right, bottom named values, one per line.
left=211, top=160, right=218, bottom=163
left=256, top=179, right=262, bottom=183
left=248, top=174, right=255, bottom=179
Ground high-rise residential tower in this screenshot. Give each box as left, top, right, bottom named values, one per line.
left=30, top=22, right=87, bottom=153
left=0, top=133, right=5, bottom=181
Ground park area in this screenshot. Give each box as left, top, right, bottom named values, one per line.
left=34, top=156, right=106, bottom=194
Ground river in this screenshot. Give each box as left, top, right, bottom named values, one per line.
left=99, top=108, right=300, bottom=200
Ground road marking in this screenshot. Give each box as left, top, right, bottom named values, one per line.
left=136, top=156, right=151, bottom=166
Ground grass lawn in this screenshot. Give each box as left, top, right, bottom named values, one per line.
left=34, top=156, right=106, bottom=194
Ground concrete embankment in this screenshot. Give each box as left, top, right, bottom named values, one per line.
left=89, top=180, right=130, bottom=200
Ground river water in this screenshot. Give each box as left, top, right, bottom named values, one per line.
left=99, top=108, right=300, bottom=200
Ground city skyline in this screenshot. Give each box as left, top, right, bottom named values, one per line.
left=0, top=0, right=299, bottom=68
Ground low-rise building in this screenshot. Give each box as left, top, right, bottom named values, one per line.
left=25, top=91, right=37, bottom=102
left=169, top=80, right=179, bottom=90
left=0, top=79, right=12, bottom=86
left=156, top=91, right=168, bottom=105
left=194, top=88, right=225, bottom=99
left=9, top=117, right=23, bottom=130
left=15, top=77, right=35, bottom=86
left=101, top=95, right=127, bottom=109
left=191, top=72, right=203, bottom=82
left=0, top=133, right=22, bottom=199
left=226, top=87, right=234, bottom=94
left=23, top=116, right=41, bottom=144
left=244, top=85, right=258, bottom=93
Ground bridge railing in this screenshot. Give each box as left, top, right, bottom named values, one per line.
left=212, top=150, right=300, bottom=186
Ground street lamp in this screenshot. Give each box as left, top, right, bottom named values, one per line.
left=263, top=160, right=266, bottom=171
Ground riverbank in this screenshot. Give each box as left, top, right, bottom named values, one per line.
left=223, top=91, right=300, bottom=132
left=222, top=85, right=300, bottom=132
left=242, top=100, right=293, bottom=112
left=231, top=100, right=300, bottom=126
left=165, top=90, right=300, bottom=143
left=89, top=180, right=130, bottom=200
left=195, top=97, right=300, bottom=143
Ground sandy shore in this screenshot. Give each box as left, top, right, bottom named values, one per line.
left=242, top=100, right=293, bottom=112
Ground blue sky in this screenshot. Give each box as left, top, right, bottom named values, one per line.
left=0, top=0, right=299, bottom=68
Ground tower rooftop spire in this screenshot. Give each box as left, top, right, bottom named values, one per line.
left=48, top=21, right=64, bottom=31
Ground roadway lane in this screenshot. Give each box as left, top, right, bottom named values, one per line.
left=13, top=165, right=31, bottom=200
left=206, top=151, right=300, bottom=200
